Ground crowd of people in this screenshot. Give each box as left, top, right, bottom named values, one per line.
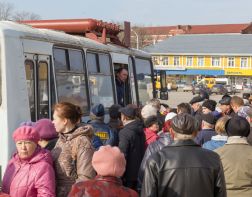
left=1, top=92, right=252, bottom=197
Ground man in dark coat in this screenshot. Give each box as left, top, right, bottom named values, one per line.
left=194, top=113, right=217, bottom=146
left=116, top=68, right=128, bottom=106
left=118, top=105, right=145, bottom=191
left=141, top=113, right=226, bottom=197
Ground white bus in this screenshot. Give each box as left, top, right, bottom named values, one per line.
left=0, top=19, right=155, bottom=175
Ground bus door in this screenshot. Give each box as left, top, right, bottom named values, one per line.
left=24, top=53, right=53, bottom=121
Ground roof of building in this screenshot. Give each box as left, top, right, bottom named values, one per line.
left=144, top=34, right=252, bottom=55
left=140, top=23, right=249, bottom=35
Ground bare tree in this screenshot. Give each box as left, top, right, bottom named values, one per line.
left=12, top=11, right=41, bottom=21
left=0, top=2, right=41, bottom=21
left=0, top=2, right=14, bottom=20
left=131, top=26, right=149, bottom=49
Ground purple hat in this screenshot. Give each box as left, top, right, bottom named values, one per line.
left=34, top=119, right=58, bottom=140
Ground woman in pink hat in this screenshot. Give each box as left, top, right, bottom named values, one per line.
left=1, top=126, right=55, bottom=197
left=68, top=145, right=138, bottom=197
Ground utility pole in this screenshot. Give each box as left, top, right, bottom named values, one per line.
left=131, top=29, right=139, bottom=49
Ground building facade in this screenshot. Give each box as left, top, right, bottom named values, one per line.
left=144, top=34, right=252, bottom=86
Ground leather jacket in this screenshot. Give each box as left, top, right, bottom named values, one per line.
left=141, top=139, right=226, bottom=197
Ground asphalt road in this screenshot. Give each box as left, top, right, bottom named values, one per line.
left=160, top=89, right=243, bottom=108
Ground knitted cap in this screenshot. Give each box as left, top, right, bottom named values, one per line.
left=13, top=126, right=40, bottom=143
left=91, top=104, right=105, bottom=117
left=34, top=119, right=58, bottom=140
left=92, top=145, right=126, bottom=177
left=202, top=100, right=217, bottom=112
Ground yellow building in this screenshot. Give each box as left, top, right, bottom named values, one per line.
left=145, top=34, right=252, bottom=85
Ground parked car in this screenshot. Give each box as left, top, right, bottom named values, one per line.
left=211, top=84, right=228, bottom=95
left=243, top=85, right=252, bottom=94
left=192, top=84, right=211, bottom=95
left=183, top=84, right=193, bottom=92
left=224, top=85, right=236, bottom=95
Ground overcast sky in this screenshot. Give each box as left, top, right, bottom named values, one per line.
left=5, top=0, right=252, bottom=26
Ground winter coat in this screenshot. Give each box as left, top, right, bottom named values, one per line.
left=194, top=128, right=216, bottom=146
left=202, top=135, right=227, bottom=151
left=215, top=137, right=252, bottom=197
left=137, top=132, right=173, bottom=193
left=89, top=120, right=116, bottom=147
left=144, top=128, right=159, bottom=149
left=68, top=176, right=138, bottom=197
left=0, top=193, right=10, bottom=197
left=2, top=147, right=55, bottom=197
left=119, top=120, right=145, bottom=183
left=141, top=139, right=226, bottom=197
left=51, top=125, right=96, bottom=197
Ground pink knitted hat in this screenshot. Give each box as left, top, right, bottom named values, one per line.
left=34, top=119, right=58, bottom=140
left=13, top=126, right=40, bottom=143
left=92, top=145, right=126, bottom=177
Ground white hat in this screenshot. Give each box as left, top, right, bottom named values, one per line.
left=141, top=104, right=157, bottom=119
left=165, top=112, right=177, bottom=122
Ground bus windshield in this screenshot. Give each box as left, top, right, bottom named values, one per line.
left=135, top=58, right=153, bottom=105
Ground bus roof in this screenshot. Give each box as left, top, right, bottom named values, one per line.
left=0, top=21, right=150, bottom=58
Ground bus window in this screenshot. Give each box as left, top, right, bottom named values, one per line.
left=38, top=61, right=49, bottom=119
left=54, top=48, right=68, bottom=71
left=69, top=50, right=84, bottom=72
left=53, top=47, right=89, bottom=113
left=99, top=54, right=111, bottom=74
left=87, top=52, right=115, bottom=108
left=25, top=60, right=36, bottom=121
left=135, top=58, right=153, bottom=105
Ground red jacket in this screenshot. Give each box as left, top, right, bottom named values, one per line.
left=68, top=175, right=138, bottom=197
left=144, top=128, right=159, bottom=149
left=2, top=147, right=55, bottom=197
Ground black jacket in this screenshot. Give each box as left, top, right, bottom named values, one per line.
left=141, top=139, right=226, bottom=197
left=119, top=119, right=145, bottom=182
left=138, top=132, right=173, bottom=192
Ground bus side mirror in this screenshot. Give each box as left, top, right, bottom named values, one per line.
left=159, top=70, right=168, bottom=100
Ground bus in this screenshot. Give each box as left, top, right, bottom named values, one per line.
left=0, top=19, right=156, bottom=174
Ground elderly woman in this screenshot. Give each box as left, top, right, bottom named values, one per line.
left=51, top=102, right=96, bottom=196
left=68, top=145, right=138, bottom=197
left=2, top=126, right=55, bottom=196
